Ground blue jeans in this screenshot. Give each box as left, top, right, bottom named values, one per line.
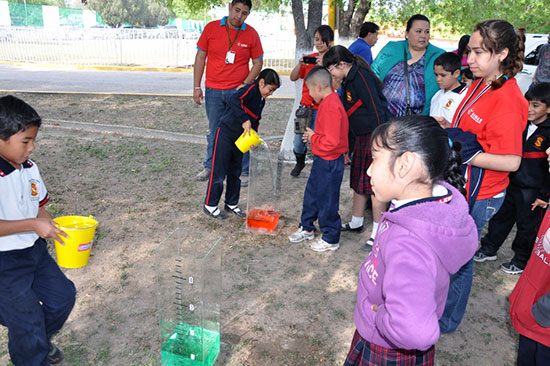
left=439, top=191, right=505, bottom=333
left=300, top=155, right=344, bottom=244
left=204, top=87, right=238, bottom=170
left=241, top=151, right=250, bottom=176
left=293, top=110, right=318, bottom=154
left=0, top=239, right=76, bottom=365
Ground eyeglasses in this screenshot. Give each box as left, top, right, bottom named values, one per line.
left=328, top=63, right=339, bottom=72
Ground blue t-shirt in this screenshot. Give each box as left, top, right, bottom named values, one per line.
left=348, top=38, right=373, bottom=64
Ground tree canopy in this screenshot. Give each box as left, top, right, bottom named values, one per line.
left=88, top=0, right=173, bottom=27
left=370, top=0, right=549, bottom=35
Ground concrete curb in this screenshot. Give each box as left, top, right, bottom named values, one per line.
left=0, top=60, right=292, bottom=75
left=42, top=118, right=284, bottom=145
left=0, top=90, right=295, bottom=101
left=0, top=60, right=191, bottom=72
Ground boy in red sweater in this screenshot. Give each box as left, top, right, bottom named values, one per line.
left=288, top=66, right=349, bottom=251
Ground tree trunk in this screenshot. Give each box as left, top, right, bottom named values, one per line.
left=337, top=0, right=356, bottom=39
left=338, top=0, right=372, bottom=40
left=280, top=0, right=323, bottom=160
left=350, top=0, right=371, bottom=38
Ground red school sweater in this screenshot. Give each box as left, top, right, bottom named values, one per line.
left=311, top=92, right=349, bottom=160
left=509, top=209, right=550, bottom=347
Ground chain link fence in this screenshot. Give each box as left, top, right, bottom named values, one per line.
left=0, top=27, right=296, bottom=72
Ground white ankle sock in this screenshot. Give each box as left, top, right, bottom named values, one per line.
left=205, top=205, right=218, bottom=213
left=349, top=216, right=364, bottom=229
left=371, top=221, right=379, bottom=237
left=227, top=204, right=237, bottom=210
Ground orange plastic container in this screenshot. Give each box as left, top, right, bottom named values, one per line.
left=246, top=208, right=280, bottom=232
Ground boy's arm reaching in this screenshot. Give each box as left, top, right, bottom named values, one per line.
left=0, top=206, right=68, bottom=244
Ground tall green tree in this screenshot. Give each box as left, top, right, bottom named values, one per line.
left=371, top=0, right=549, bottom=35
left=88, top=0, right=173, bottom=27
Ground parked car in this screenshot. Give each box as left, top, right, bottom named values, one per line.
left=162, top=25, right=179, bottom=39
left=516, top=33, right=549, bottom=94
left=182, top=28, right=200, bottom=39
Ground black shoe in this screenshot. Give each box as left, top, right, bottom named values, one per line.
left=203, top=206, right=226, bottom=220
left=224, top=204, right=246, bottom=218
left=48, top=342, right=64, bottom=364
left=341, top=223, right=365, bottom=233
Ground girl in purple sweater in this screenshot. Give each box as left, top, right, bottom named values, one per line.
left=345, top=115, right=478, bottom=365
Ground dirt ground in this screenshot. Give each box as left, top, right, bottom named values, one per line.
left=0, top=92, right=522, bottom=366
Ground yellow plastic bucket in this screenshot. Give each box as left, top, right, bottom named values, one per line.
left=234, top=129, right=264, bottom=153
left=53, top=215, right=98, bottom=268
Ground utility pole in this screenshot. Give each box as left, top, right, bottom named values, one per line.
left=24, top=0, right=28, bottom=26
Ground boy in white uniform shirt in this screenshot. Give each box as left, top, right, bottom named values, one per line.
left=430, top=52, right=468, bottom=123
left=0, top=95, right=75, bottom=365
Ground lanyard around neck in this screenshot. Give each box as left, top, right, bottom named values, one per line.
left=226, top=23, right=241, bottom=51
left=452, top=79, right=492, bottom=128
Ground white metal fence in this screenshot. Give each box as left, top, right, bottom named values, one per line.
left=0, top=27, right=297, bottom=72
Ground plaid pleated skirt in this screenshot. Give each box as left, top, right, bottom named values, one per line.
left=344, top=330, right=435, bottom=366
left=350, top=134, right=373, bottom=195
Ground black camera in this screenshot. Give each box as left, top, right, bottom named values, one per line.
left=302, top=56, right=317, bottom=64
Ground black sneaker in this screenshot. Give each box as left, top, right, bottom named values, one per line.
left=473, top=249, right=497, bottom=262
left=48, top=342, right=64, bottom=364
left=500, top=262, right=523, bottom=275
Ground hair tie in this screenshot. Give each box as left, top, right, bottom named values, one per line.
left=448, top=138, right=453, bottom=148
left=502, top=75, right=509, bottom=81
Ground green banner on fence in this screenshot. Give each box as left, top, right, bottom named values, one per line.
left=59, top=7, right=83, bottom=27
left=8, top=2, right=43, bottom=26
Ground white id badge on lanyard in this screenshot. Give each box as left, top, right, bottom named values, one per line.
left=225, top=50, right=235, bottom=64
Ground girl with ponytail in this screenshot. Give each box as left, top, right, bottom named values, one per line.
left=437, top=19, right=528, bottom=334
left=323, top=45, right=391, bottom=249
left=345, top=115, right=477, bottom=366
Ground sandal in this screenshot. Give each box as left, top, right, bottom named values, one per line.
left=203, top=206, right=226, bottom=220
left=224, top=204, right=246, bottom=218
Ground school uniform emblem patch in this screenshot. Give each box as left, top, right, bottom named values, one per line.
left=346, top=91, right=352, bottom=102
left=445, top=99, right=453, bottom=108
left=535, top=136, right=544, bottom=148
left=29, top=179, right=39, bottom=200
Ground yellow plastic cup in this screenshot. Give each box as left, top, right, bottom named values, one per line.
left=234, top=129, right=264, bottom=153
left=53, top=215, right=98, bottom=268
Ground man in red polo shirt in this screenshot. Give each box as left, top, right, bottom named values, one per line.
left=193, top=0, right=264, bottom=182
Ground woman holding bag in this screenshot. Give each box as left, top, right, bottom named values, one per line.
left=371, top=14, right=444, bottom=117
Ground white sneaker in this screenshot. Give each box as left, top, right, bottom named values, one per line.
left=310, top=238, right=339, bottom=252
left=288, top=227, right=314, bottom=243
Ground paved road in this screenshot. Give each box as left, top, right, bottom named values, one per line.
left=0, top=64, right=297, bottom=98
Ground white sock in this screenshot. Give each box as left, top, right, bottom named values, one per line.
left=371, top=221, right=379, bottom=237
left=227, top=204, right=237, bottom=210
left=205, top=205, right=218, bottom=213
left=349, top=216, right=364, bottom=229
